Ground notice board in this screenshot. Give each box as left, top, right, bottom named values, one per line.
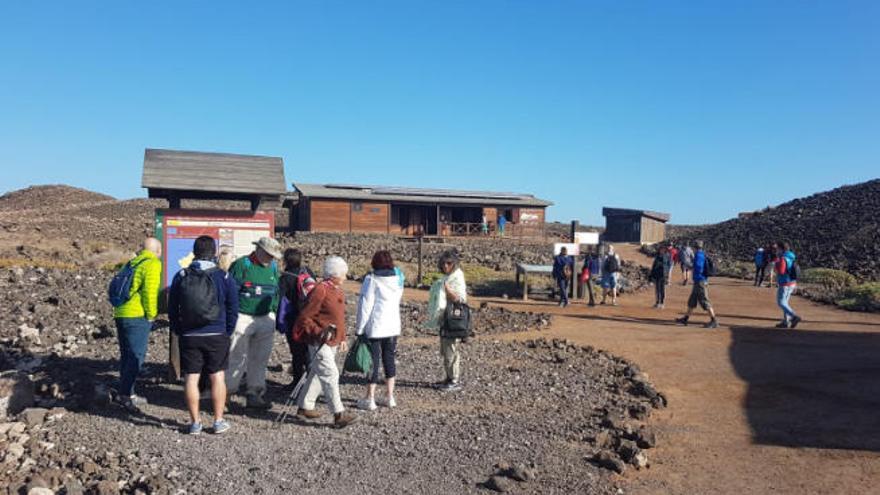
left=154, top=209, right=275, bottom=291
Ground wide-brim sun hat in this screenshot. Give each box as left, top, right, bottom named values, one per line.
left=252, top=237, right=283, bottom=259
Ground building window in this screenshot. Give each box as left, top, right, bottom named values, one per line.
left=352, top=202, right=363, bottom=212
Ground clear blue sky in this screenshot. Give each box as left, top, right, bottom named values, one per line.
left=1, top=1, right=877, bottom=225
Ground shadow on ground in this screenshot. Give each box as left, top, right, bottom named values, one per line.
left=728, top=326, right=880, bottom=452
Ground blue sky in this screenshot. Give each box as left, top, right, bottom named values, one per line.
left=1, top=1, right=877, bottom=225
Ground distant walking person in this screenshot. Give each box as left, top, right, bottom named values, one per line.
left=679, top=244, right=695, bottom=285
left=168, top=236, right=238, bottom=435
left=497, top=214, right=507, bottom=237
left=110, top=237, right=162, bottom=412
left=226, top=237, right=282, bottom=409
left=355, top=251, right=404, bottom=411
left=650, top=245, right=672, bottom=308
left=764, top=244, right=777, bottom=288
left=600, top=245, right=621, bottom=306
left=580, top=249, right=598, bottom=307
left=753, top=247, right=768, bottom=287
left=675, top=240, right=719, bottom=329
left=774, top=242, right=802, bottom=329
left=553, top=247, right=574, bottom=308
left=427, top=251, right=468, bottom=391
left=481, top=214, right=489, bottom=235
left=668, top=245, right=679, bottom=285
left=277, top=248, right=317, bottom=386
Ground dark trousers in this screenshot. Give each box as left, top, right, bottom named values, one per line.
left=115, top=317, right=152, bottom=397
left=368, top=337, right=398, bottom=384
left=755, top=265, right=767, bottom=286
left=585, top=276, right=596, bottom=305
left=557, top=277, right=569, bottom=305
left=654, top=279, right=667, bottom=304
left=285, top=332, right=311, bottom=385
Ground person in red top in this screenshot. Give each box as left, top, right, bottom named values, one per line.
left=774, top=242, right=802, bottom=329
left=668, top=245, right=679, bottom=285
left=294, top=256, right=357, bottom=428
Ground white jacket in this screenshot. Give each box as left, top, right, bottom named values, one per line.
left=355, top=270, right=404, bottom=339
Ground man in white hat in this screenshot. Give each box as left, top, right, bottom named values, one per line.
left=225, top=237, right=283, bottom=408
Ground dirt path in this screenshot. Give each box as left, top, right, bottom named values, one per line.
left=471, top=251, right=880, bottom=494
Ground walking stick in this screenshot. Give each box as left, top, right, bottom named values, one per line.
left=274, top=324, right=336, bottom=425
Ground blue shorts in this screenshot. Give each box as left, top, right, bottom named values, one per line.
left=601, top=273, right=617, bottom=289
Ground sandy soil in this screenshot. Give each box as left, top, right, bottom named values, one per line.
left=475, top=246, right=880, bottom=494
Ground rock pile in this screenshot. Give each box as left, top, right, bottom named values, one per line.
left=670, top=179, right=880, bottom=281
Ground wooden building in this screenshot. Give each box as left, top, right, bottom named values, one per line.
left=602, top=207, right=671, bottom=244
left=289, top=183, right=553, bottom=237
left=142, top=149, right=286, bottom=210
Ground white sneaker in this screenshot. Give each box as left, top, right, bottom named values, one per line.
left=356, top=398, right=377, bottom=411
left=377, top=395, right=397, bottom=408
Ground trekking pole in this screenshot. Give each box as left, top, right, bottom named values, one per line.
left=274, top=324, right=336, bottom=426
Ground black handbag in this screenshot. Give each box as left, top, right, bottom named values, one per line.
left=441, top=301, right=472, bottom=339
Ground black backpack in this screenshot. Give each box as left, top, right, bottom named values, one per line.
left=604, top=255, right=621, bottom=273
left=704, top=256, right=718, bottom=277
left=441, top=301, right=472, bottom=339
left=178, top=267, right=221, bottom=331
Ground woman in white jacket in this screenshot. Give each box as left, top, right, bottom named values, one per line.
left=426, top=250, right=468, bottom=392
left=355, top=250, right=405, bottom=411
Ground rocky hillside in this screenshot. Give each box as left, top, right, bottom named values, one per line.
left=670, top=179, right=880, bottom=281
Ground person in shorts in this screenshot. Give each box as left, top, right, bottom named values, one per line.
left=676, top=240, right=719, bottom=329
left=168, top=236, right=239, bottom=435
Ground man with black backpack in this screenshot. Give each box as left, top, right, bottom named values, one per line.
left=109, top=237, right=162, bottom=412
left=600, top=245, right=621, bottom=306
left=774, top=241, right=802, bottom=329
left=675, top=240, right=720, bottom=329
left=168, top=236, right=239, bottom=435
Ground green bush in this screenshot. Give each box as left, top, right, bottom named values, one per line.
left=801, top=268, right=858, bottom=290
left=837, top=283, right=880, bottom=312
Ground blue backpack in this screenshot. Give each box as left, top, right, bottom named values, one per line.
left=108, top=259, right=146, bottom=307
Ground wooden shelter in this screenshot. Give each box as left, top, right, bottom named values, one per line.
left=288, top=183, right=553, bottom=237
left=142, top=149, right=286, bottom=210
left=602, top=207, right=671, bottom=244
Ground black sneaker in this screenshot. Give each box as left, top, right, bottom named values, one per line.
left=790, top=316, right=802, bottom=329
left=675, top=316, right=689, bottom=326
left=775, top=322, right=790, bottom=329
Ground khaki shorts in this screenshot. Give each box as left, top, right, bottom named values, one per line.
left=688, top=281, right=712, bottom=311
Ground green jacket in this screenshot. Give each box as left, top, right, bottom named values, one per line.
left=113, top=250, right=162, bottom=320
left=229, top=254, right=280, bottom=316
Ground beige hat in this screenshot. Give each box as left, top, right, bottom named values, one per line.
left=252, top=237, right=282, bottom=259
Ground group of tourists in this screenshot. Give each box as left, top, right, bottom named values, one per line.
left=551, top=244, right=625, bottom=309
left=110, top=235, right=471, bottom=435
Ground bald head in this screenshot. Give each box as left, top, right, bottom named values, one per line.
left=144, top=237, right=162, bottom=256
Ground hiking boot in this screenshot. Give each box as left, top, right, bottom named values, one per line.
left=356, top=398, right=377, bottom=411
left=246, top=394, right=271, bottom=410
left=790, top=316, right=802, bottom=329
left=675, top=316, right=689, bottom=326
left=212, top=419, right=231, bottom=434
left=297, top=408, right=322, bottom=420
left=333, top=411, right=357, bottom=428
left=187, top=422, right=203, bottom=435
left=704, top=319, right=719, bottom=329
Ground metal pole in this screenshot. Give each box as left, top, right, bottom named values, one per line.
left=417, top=233, right=423, bottom=287
left=570, top=220, right=579, bottom=299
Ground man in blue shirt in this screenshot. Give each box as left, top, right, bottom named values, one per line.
left=552, top=247, right=574, bottom=308
left=497, top=214, right=507, bottom=237
left=675, top=240, right=719, bottom=329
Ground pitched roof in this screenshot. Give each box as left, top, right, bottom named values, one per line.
left=292, top=183, right=553, bottom=207
left=602, top=207, right=671, bottom=222
left=142, top=149, right=286, bottom=196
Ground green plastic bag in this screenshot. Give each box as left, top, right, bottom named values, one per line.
left=343, top=336, right=373, bottom=375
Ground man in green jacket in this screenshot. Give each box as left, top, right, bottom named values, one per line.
left=113, top=237, right=163, bottom=411
left=226, top=237, right=282, bottom=409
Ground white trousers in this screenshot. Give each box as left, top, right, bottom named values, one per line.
left=225, top=312, right=275, bottom=396
left=297, top=344, right=344, bottom=414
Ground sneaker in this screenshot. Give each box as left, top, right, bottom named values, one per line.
left=188, top=422, right=202, bottom=435
left=246, top=394, right=271, bottom=410
left=658, top=304, right=665, bottom=310
left=704, top=319, right=719, bottom=329
left=434, top=379, right=453, bottom=389
left=297, top=408, right=323, bottom=419
left=442, top=382, right=462, bottom=392
left=775, top=321, right=790, bottom=329
left=129, top=394, right=148, bottom=406
left=333, top=411, right=357, bottom=428
left=675, top=316, right=689, bottom=326
left=212, top=419, right=230, bottom=434
left=377, top=396, right=397, bottom=408
left=356, top=398, right=377, bottom=411
left=115, top=396, right=141, bottom=413
left=790, top=316, right=802, bottom=329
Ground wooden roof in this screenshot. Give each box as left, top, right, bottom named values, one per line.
left=293, top=183, right=553, bottom=207
left=142, top=149, right=286, bottom=196
left=602, top=207, right=671, bottom=223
